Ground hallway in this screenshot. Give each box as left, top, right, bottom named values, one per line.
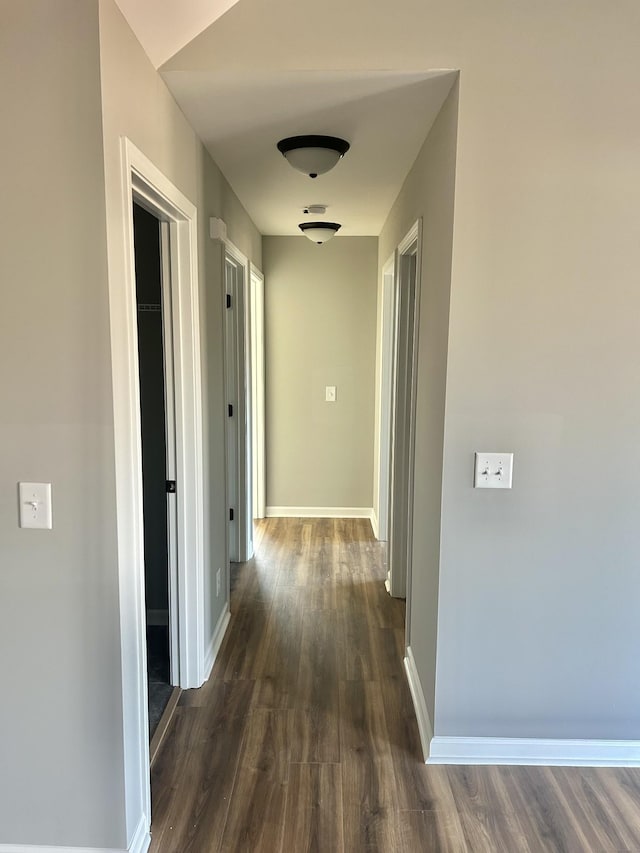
left=149, top=519, right=640, bottom=852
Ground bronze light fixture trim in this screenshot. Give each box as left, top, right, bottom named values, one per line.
left=277, top=135, right=350, bottom=178
left=298, top=221, right=342, bottom=244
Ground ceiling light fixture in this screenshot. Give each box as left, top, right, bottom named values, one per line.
left=298, top=221, right=341, bottom=244
left=277, top=135, right=350, bottom=178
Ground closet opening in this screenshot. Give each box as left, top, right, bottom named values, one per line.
left=132, top=202, right=179, bottom=748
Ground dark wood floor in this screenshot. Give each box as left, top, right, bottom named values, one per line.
left=149, top=518, right=640, bottom=852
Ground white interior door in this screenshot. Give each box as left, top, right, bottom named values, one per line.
left=225, top=258, right=240, bottom=561
left=224, top=245, right=253, bottom=562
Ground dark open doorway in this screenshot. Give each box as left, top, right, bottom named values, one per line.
left=132, top=202, right=173, bottom=741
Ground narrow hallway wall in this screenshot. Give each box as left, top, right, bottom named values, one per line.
left=263, top=236, right=377, bottom=515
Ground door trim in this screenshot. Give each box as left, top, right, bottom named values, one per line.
left=110, top=137, right=206, bottom=839
left=388, top=220, right=422, bottom=613
left=250, top=264, right=266, bottom=520
left=158, top=221, right=180, bottom=687
left=376, top=253, right=396, bottom=542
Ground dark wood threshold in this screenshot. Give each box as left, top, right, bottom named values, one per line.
left=149, top=687, right=181, bottom=768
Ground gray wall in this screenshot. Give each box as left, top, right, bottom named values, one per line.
left=0, top=0, right=262, bottom=846
left=0, top=1, right=125, bottom=846
left=179, top=0, right=640, bottom=742
left=378, top=84, right=458, bottom=727
left=98, top=0, right=262, bottom=838
left=263, top=237, right=377, bottom=510
left=98, top=0, right=261, bottom=673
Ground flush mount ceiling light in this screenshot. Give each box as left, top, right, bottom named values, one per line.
left=277, top=135, right=350, bottom=178
left=298, top=221, right=341, bottom=244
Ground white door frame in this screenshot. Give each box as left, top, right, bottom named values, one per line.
left=250, top=264, right=266, bottom=520
left=110, top=138, right=206, bottom=839
left=158, top=220, right=180, bottom=685
left=377, top=253, right=396, bottom=544
left=388, top=220, right=422, bottom=609
left=224, top=239, right=253, bottom=562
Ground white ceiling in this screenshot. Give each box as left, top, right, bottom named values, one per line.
left=114, top=3, right=457, bottom=238
left=162, top=70, right=457, bottom=236
left=114, top=0, right=242, bottom=68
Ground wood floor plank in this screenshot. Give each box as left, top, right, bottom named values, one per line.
left=250, top=587, right=304, bottom=710
left=220, top=605, right=270, bottom=682
left=540, top=766, right=633, bottom=853
left=290, top=608, right=340, bottom=763
left=337, top=601, right=379, bottom=681
left=500, top=765, right=588, bottom=853
left=340, top=680, right=399, bottom=850
left=219, top=710, right=291, bottom=853
left=281, top=763, right=344, bottom=853
left=149, top=518, right=640, bottom=853
left=149, top=681, right=254, bottom=852
left=395, top=809, right=468, bottom=853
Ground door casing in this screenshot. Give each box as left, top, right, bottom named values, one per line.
left=388, top=221, right=422, bottom=629
left=110, top=138, right=206, bottom=840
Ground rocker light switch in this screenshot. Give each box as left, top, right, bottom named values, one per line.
left=474, top=453, right=513, bottom=489
left=19, top=482, right=53, bottom=529
left=325, top=386, right=337, bottom=402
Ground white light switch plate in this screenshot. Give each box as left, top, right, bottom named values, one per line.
left=19, top=482, right=53, bottom=528
left=325, top=385, right=337, bottom=402
left=474, top=453, right=513, bottom=489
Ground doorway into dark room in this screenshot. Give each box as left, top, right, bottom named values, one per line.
left=132, top=202, right=175, bottom=743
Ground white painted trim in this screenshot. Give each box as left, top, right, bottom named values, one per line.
left=127, top=815, right=150, bottom=853
left=427, top=736, right=640, bottom=767
left=266, top=506, right=375, bottom=520
left=0, top=815, right=151, bottom=853
left=250, top=264, right=266, bottom=520
left=397, top=219, right=421, bottom=255
left=203, top=605, right=231, bottom=681
left=159, top=220, right=180, bottom=687
left=224, top=236, right=248, bottom=268
left=109, top=138, right=205, bottom=843
left=125, top=140, right=206, bottom=691
left=388, top=219, right=422, bottom=605
left=404, top=646, right=434, bottom=763
left=370, top=507, right=379, bottom=539
left=375, top=253, right=396, bottom=543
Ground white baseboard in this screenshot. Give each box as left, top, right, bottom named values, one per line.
left=202, top=605, right=230, bottom=682
left=370, top=508, right=379, bottom=539
left=0, top=814, right=150, bottom=853
left=266, top=506, right=375, bottom=521
left=146, top=608, right=168, bottom=627
left=128, top=817, right=150, bottom=853
left=404, top=646, right=434, bottom=763
left=428, top=736, right=640, bottom=766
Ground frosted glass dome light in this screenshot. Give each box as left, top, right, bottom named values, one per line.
left=277, top=135, right=350, bottom=178
left=298, top=221, right=341, bottom=244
